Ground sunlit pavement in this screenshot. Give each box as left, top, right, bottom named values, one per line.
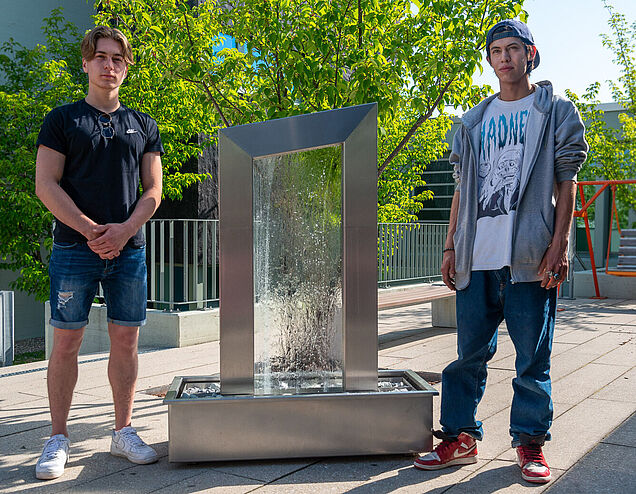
left=1, top=293, right=634, bottom=493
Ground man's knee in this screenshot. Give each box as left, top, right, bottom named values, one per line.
left=51, top=328, right=84, bottom=357
left=108, top=324, right=139, bottom=352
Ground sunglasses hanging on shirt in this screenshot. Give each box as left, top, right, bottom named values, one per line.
left=98, top=113, right=115, bottom=139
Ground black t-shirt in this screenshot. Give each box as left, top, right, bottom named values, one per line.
left=36, top=99, right=164, bottom=247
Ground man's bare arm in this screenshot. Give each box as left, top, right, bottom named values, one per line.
left=538, top=180, right=577, bottom=290
left=35, top=145, right=101, bottom=241
left=87, top=152, right=162, bottom=258
left=441, top=190, right=460, bottom=291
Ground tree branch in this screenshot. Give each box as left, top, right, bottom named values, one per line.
left=377, top=75, right=457, bottom=177
left=183, top=11, right=232, bottom=127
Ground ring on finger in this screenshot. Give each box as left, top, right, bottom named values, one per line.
left=552, top=273, right=560, bottom=280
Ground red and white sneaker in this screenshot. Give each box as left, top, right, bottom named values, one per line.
left=414, top=432, right=478, bottom=470
left=516, top=445, right=552, bottom=483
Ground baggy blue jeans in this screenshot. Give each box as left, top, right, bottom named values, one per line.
left=440, top=267, right=557, bottom=447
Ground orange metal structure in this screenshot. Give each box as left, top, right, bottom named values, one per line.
left=573, top=179, right=636, bottom=298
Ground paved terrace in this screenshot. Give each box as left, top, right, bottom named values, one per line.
left=0, top=294, right=634, bottom=493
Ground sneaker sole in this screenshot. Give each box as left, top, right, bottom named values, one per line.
left=414, top=456, right=478, bottom=470
left=36, top=455, right=68, bottom=480
left=521, top=471, right=552, bottom=483
left=36, top=469, right=65, bottom=480
left=110, top=448, right=158, bottom=465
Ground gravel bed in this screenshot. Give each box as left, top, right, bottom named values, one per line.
left=14, top=337, right=45, bottom=355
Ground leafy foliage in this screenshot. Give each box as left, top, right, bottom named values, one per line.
left=0, top=11, right=86, bottom=300
left=0, top=8, right=206, bottom=300
left=566, top=1, right=636, bottom=227
left=2, top=0, right=526, bottom=299
left=95, top=0, right=526, bottom=221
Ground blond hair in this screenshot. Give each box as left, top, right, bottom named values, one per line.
left=81, top=26, right=134, bottom=65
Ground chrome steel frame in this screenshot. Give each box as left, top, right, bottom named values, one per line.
left=219, top=103, right=378, bottom=394
left=165, top=104, right=438, bottom=462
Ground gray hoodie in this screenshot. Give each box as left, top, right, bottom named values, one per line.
left=450, top=80, right=588, bottom=289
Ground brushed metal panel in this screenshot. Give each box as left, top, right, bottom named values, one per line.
left=219, top=133, right=254, bottom=395
left=221, top=104, right=376, bottom=160
left=166, top=370, right=436, bottom=462
left=343, top=105, right=378, bottom=391
left=218, top=104, right=378, bottom=395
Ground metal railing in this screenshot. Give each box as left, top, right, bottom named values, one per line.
left=378, top=223, right=447, bottom=286
left=145, top=219, right=218, bottom=311
left=0, top=291, right=14, bottom=366
left=144, top=220, right=446, bottom=310
left=573, top=179, right=636, bottom=298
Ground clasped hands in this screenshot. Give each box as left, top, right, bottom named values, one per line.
left=86, top=223, right=132, bottom=260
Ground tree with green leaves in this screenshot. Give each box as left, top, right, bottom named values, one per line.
left=566, top=0, right=636, bottom=227
left=1, top=0, right=526, bottom=299
left=94, top=0, right=526, bottom=221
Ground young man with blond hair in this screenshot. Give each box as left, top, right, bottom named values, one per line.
left=414, top=20, right=588, bottom=483
left=34, top=25, right=163, bottom=480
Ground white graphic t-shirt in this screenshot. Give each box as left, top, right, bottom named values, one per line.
left=472, top=93, right=535, bottom=270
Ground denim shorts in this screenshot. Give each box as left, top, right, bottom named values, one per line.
left=49, top=241, right=147, bottom=329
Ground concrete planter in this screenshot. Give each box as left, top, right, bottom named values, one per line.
left=44, top=302, right=219, bottom=358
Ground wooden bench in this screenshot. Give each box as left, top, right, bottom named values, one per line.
left=378, top=284, right=457, bottom=328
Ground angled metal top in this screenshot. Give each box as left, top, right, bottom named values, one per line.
left=219, top=103, right=377, bottom=159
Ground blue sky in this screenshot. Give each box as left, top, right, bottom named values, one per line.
left=472, top=0, right=636, bottom=103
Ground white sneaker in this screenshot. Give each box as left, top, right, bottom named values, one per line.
left=110, top=426, right=158, bottom=464
left=35, top=434, right=70, bottom=480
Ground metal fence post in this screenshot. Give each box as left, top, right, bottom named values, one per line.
left=1, top=291, right=14, bottom=367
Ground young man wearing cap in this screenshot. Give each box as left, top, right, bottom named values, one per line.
left=414, top=20, right=588, bottom=483
left=34, top=26, right=163, bottom=479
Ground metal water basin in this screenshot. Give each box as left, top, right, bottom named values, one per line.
left=164, top=369, right=437, bottom=462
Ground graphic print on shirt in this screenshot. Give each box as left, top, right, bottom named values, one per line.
left=478, top=108, right=529, bottom=219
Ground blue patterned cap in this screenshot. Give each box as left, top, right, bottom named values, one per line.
left=486, top=19, right=540, bottom=69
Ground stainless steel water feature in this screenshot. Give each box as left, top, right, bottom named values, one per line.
left=164, top=103, right=438, bottom=462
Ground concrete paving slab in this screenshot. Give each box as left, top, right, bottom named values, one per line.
left=592, top=335, right=635, bottom=366
left=443, top=459, right=565, bottom=493
left=385, top=346, right=459, bottom=373
left=485, top=368, right=516, bottom=385
left=203, top=459, right=319, bottom=484
left=380, top=332, right=457, bottom=359
left=486, top=340, right=519, bottom=366
left=562, top=331, right=634, bottom=359
left=552, top=328, right=602, bottom=345
left=544, top=443, right=636, bottom=494
left=347, top=461, right=481, bottom=493
left=1, top=296, right=634, bottom=494
left=551, top=341, right=579, bottom=356
left=0, top=390, right=50, bottom=409
left=487, top=356, right=516, bottom=371
left=61, top=460, right=261, bottom=494
left=247, top=456, right=409, bottom=493
left=78, top=365, right=218, bottom=399
left=551, top=363, right=630, bottom=404
left=601, top=412, right=636, bottom=447
left=378, top=355, right=406, bottom=368
left=591, top=367, right=636, bottom=403
left=0, top=396, right=167, bottom=488
left=549, top=349, right=598, bottom=382
left=151, top=469, right=262, bottom=494
left=0, top=375, right=49, bottom=404
left=477, top=408, right=514, bottom=461
left=612, top=323, right=636, bottom=334
left=0, top=394, right=112, bottom=438
left=474, top=380, right=514, bottom=420
left=539, top=398, right=635, bottom=470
